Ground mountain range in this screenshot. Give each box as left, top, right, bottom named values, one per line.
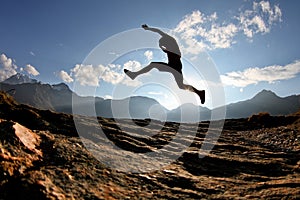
left=1, top=73, right=299, bottom=122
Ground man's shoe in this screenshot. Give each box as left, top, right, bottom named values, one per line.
left=124, top=69, right=135, bottom=80
left=196, top=90, right=205, bottom=104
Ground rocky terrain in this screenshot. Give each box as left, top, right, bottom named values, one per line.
left=0, top=91, right=299, bottom=199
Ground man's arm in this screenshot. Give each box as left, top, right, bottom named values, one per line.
left=142, top=24, right=166, bottom=36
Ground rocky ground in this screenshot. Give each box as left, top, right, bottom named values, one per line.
left=0, top=91, right=299, bottom=199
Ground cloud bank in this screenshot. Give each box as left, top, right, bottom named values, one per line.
left=0, top=53, right=18, bottom=81
left=221, top=60, right=300, bottom=88
left=25, top=64, right=40, bottom=76
left=59, top=60, right=142, bottom=87
left=58, top=70, right=73, bottom=83
left=174, top=1, right=282, bottom=53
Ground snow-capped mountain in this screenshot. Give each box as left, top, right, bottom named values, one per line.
left=2, top=73, right=38, bottom=85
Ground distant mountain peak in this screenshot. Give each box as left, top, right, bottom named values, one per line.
left=51, top=83, right=71, bottom=91
left=253, top=89, right=278, bottom=100
left=259, top=89, right=276, bottom=94
left=2, top=73, right=38, bottom=85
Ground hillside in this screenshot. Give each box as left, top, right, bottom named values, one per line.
left=225, top=90, right=300, bottom=118
left=0, top=91, right=299, bottom=199
left=1, top=74, right=299, bottom=121
left=0, top=74, right=166, bottom=120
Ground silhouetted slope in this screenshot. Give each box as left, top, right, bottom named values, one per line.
left=168, top=103, right=211, bottom=122
left=0, top=74, right=165, bottom=119
left=0, top=91, right=77, bottom=136
left=0, top=81, right=74, bottom=111
left=225, top=90, right=300, bottom=118
left=95, top=96, right=167, bottom=119
left=1, top=74, right=300, bottom=121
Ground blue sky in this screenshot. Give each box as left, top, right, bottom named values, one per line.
left=1, top=0, right=300, bottom=109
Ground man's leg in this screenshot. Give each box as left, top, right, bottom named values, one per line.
left=124, top=62, right=170, bottom=80
left=173, top=72, right=205, bottom=104
left=124, top=63, right=205, bottom=104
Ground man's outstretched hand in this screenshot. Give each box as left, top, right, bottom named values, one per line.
left=142, top=24, right=149, bottom=30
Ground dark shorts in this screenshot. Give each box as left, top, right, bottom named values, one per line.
left=151, top=61, right=184, bottom=87
left=167, top=52, right=182, bottom=73
left=152, top=61, right=182, bottom=74
left=168, top=60, right=182, bottom=73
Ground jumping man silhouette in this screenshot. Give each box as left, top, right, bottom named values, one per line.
left=124, top=24, right=205, bottom=104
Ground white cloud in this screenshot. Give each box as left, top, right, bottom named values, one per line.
left=29, top=51, right=35, bottom=56
left=123, top=60, right=142, bottom=71
left=238, top=1, right=282, bottom=38
left=173, top=1, right=282, bottom=54
left=101, top=65, right=126, bottom=85
left=104, top=95, right=112, bottom=99
left=180, top=38, right=208, bottom=55
left=174, top=11, right=239, bottom=52
left=0, top=53, right=18, bottom=81
left=108, top=63, right=122, bottom=70
left=0, top=54, right=14, bottom=69
left=221, top=60, right=300, bottom=88
left=71, top=64, right=104, bottom=86
left=256, top=1, right=282, bottom=24
left=25, top=64, right=40, bottom=76
left=58, top=70, right=73, bottom=83
left=144, top=50, right=153, bottom=61
left=67, top=61, right=142, bottom=87
left=205, top=23, right=238, bottom=49
left=174, top=11, right=236, bottom=52
left=175, top=10, right=206, bottom=33
left=239, top=15, right=268, bottom=38
left=148, top=91, right=169, bottom=99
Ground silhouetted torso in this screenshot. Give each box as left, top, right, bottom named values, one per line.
left=166, top=51, right=182, bottom=72
left=159, top=34, right=182, bottom=72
